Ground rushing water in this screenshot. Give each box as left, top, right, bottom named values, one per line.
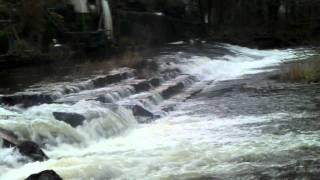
left=0, top=43, right=319, bottom=180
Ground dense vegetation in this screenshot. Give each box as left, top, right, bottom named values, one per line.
left=0, top=0, right=63, bottom=53
left=111, top=0, right=320, bottom=48
left=0, top=0, right=320, bottom=54
left=202, top=0, right=320, bottom=47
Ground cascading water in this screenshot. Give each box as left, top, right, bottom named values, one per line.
left=0, top=43, right=319, bottom=180
left=69, top=0, right=89, bottom=13
left=102, top=0, right=114, bottom=38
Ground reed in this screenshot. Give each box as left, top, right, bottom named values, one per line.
left=281, top=56, right=320, bottom=82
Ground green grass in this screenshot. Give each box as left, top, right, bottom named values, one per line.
left=281, top=56, right=320, bottom=83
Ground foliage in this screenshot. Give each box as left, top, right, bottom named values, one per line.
left=0, top=0, right=63, bottom=52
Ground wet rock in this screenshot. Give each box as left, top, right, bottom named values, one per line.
left=1, top=128, right=48, bottom=161
left=93, top=74, right=123, bottom=87
left=93, top=69, right=135, bottom=88
left=205, top=85, right=235, bottom=97
left=2, top=139, right=16, bottom=148
left=17, top=141, right=49, bottom=162
left=131, top=105, right=154, bottom=117
left=96, top=95, right=113, bottom=103
left=161, top=82, right=185, bottom=99
left=133, top=81, right=152, bottom=92
left=25, top=170, right=63, bottom=180
left=53, top=112, right=86, bottom=127
left=161, top=69, right=181, bottom=80
left=0, top=94, right=54, bottom=107
left=0, top=127, right=19, bottom=148
left=126, top=104, right=159, bottom=123
left=154, top=75, right=195, bottom=99
left=131, top=77, right=162, bottom=93
left=149, top=78, right=161, bottom=87
left=186, top=89, right=202, bottom=100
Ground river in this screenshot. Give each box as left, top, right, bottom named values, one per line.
left=0, top=43, right=319, bottom=180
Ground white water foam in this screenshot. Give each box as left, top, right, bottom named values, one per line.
left=0, top=101, right=138, bottom=146
left=1, top=112, right=319, bottom=180
left=170, top=45, right=299, bottom=81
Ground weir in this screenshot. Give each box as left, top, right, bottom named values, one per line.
left=0, top=43, right=318, bottom=180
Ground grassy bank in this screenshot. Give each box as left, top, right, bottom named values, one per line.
left=280, top=55, right=320, bottom=83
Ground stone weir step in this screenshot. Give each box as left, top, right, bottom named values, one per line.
left=53, top=69, right=181, bottom=105
left=54, top=84, right=135, bottom=104
left=50, top=103, right=157, bottom=126
left=160, top=81, right=213, bottom=112
left=0, top=68, right=136, bottom=107
left=53, top=78, right=162, bottom=105
left=155, top=75, right=197, bottom=99
left=52, top=75, right=197, bottom=126
left=117, top=75, right=198, bottom=122
left=118, top=75, right=197, bottom=107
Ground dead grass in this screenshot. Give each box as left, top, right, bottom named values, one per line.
left=116, top=50, right=145, bottom=68
left=281, top=55, right=320, bottom=83
left=70, top=50, right=158, bottom=78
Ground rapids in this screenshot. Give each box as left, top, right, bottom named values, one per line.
left=0, top=43, right=319, bottom=180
